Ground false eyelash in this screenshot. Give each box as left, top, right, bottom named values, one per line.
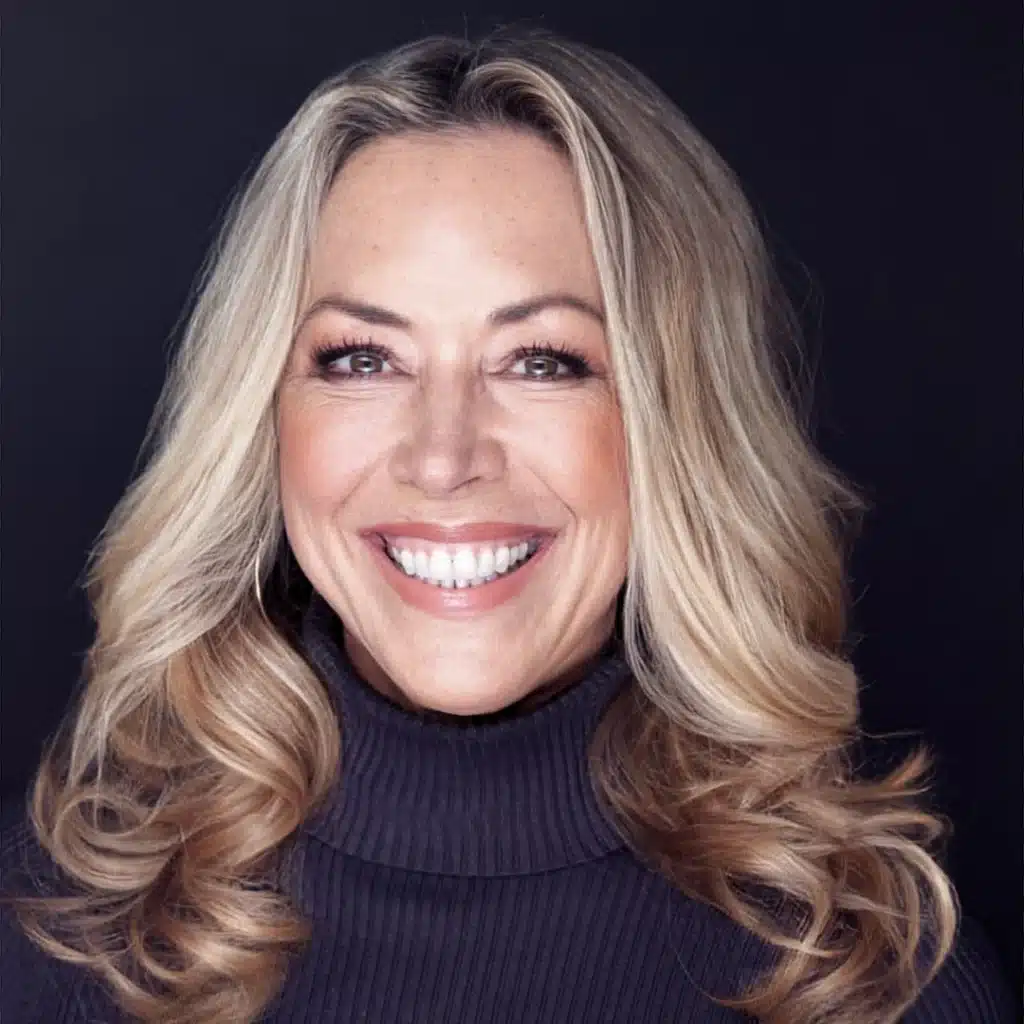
left=310, top=337, right=598, bottom=380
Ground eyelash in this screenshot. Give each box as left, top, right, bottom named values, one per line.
left=310, top=337, right=598, bottom=382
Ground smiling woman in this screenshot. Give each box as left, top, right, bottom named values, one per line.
left=276, top=128, right=629, bottom=713
left=0, top=25, right=1014, bottom=1024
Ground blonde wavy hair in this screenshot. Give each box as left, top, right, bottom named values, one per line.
left=10, top=26, right=957, bottom=1024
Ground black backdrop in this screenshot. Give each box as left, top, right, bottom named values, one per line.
left=4, top=0, right=1020, bottom=994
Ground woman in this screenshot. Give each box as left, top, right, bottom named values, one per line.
left=0, top=27, right=1013, bottom=1024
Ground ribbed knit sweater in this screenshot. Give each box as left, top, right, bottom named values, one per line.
left=1, top=590, right=1016, bottom=1022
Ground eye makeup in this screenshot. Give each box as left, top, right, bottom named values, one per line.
left=309, top=337, right=601, bottom=382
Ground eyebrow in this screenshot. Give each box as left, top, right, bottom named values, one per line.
left=295, top=291, right=606, bottom=333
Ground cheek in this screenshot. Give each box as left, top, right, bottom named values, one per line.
left=530, top=399, right=629, bottom=521
left=277, top=395, right=377, bottom=510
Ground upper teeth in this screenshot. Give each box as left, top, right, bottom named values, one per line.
left=384, top=539, right=539, bottom=587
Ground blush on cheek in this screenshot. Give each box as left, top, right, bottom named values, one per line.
left=278, top=396, right=380, bottom=507
left=573, top=410, right=629, bottom=501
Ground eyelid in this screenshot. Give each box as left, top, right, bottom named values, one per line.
left=507, top=342, right=594, bottom=379
left=310, top=337, right=597, bottom=380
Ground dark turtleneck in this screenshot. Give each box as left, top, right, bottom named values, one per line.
left=297, top=588, right=632, bottom=878
left=0, top=589, right=1015, bottom=1023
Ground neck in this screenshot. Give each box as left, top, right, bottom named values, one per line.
left=298, top=589, right=633, bottom=875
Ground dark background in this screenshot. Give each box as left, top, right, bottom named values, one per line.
left=4, top=0, right=1020, bottom=994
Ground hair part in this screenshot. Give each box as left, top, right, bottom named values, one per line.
left=11, top=25, right=956, bottom=1024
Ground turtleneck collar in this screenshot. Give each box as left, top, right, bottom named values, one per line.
left=297, top=589, right=632, bottom=876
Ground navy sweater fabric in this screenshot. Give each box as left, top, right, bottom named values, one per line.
left=1, top=590, right=1016, bottom=1023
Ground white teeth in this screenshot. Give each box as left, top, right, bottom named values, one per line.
left=452, top=547, right=477, bottom=583
left=477, top=547, right=494, bottom=577
left=383, top=538, right=542, bottom=587
left=428, top=549, right=453, bottom=585
left=414, top=550, right=430, bottom=577
left=494, top=546, right=510, bottom=573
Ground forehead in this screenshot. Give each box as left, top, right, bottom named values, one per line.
left=306, top=128, right=601, bottom=308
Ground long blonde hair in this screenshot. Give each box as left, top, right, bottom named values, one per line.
left=10, top=27, right=956, bottom=1023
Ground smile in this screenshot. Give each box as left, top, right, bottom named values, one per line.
left=361, top=532, right=557, bottom=618
left=382, top=538, right=542, bottom=588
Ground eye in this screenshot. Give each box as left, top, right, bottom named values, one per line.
left=311, top=339, right=394, bottom=380
left=309, top=338, right=598, bottom=382
left=515, top=353, right=566, bottom=379
left=508, top=342, right=595, bottom=380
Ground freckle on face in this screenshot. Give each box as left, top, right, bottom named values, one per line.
left=276, top=126, right=631, bottom=716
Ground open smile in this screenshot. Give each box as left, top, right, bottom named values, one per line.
left=361, top=532, right=557, bottom=618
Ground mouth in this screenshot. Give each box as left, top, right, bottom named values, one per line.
left=368, top=532, right=548, bottom=589
left=360, top=530, right=558, bottom=617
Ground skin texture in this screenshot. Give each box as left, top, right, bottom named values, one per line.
left=276, top=127, right=631, bottom=717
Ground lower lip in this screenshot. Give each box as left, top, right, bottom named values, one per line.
left=362, top=534, right=557, bottom=618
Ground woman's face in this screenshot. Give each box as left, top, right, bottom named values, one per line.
left=277, top=127, right=630, bottom=715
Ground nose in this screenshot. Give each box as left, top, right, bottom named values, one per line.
left=388, top=369, right=505, bottom=497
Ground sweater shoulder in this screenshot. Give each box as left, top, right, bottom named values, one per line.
left=614, top=852, right=779, bottom=1001
left=905, top=914, right=1018, bottom=1023
left=1, top=813, right=69, bottom=1022
left=0, top=809, right=113, bottom=1024
left=645, top=856, right=1017, bottom=1023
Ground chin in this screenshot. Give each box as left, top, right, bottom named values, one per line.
left=403, top=680, right=527, bottom=717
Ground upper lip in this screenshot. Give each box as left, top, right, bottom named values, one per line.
left=364, top=521, right=556, bottom=545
